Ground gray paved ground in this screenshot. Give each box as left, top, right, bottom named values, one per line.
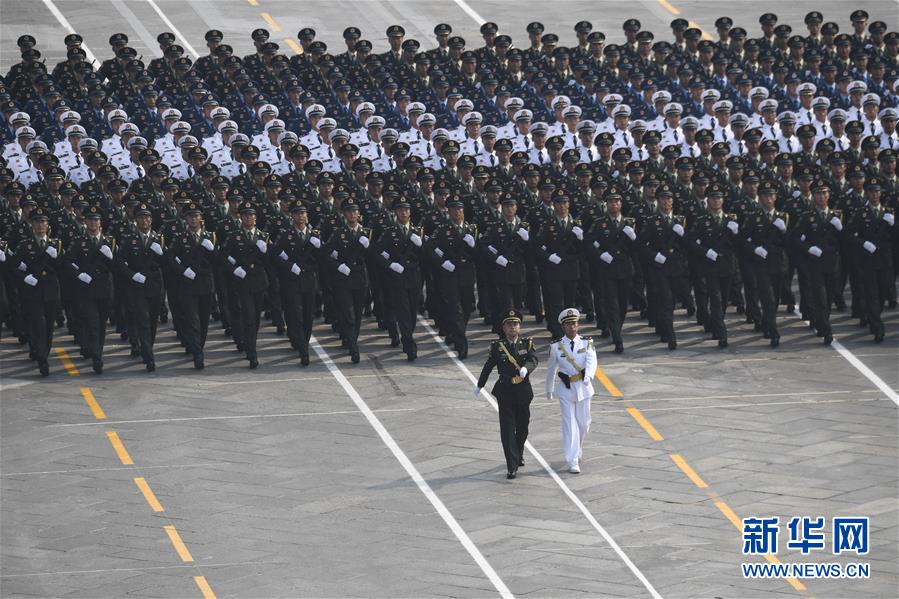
left=2, top=1, right=899, bottom=598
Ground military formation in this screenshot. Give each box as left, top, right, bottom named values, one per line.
left=1, top=10, right=897, bottom=377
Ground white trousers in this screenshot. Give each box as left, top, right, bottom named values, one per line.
left=559, top=396, right=591, bottom=465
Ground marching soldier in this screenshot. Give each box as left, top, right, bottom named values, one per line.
left=66, top=205, right=116, bottom=373
left=14, top=208, right=62, bottom=376
left=544, top=308, right=597, bottom=474
left=274, top=201, right=321, bottom=366
left=587, top=186, right=637, bottom=353
left=115, top=203, right=165, bottom=370
left=325, top=201, right=371, bottom=363
left=478, top=193, right=529, bottom=334
left=168, top=203, right=217, bottom=369
left=848, top=178, right=894, bottom=342
left=373, top=199, right=423, bottom=361
left=222, top=201, right=270, bottom=368
left=429, top=197, right=478, bottom=359
left=535, top=190, right=583, bottom=340
left=475, top=309, right=538, bottom=479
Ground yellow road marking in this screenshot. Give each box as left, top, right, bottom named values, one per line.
left=689, top=20, right=715, bottom=41
left=133, top=477, right=164, bottom=512
left=54, top=347, right=79, bottom=376
left=657, top=0, right=680, bottom=15
left=670, top=454, right=708, bottom=488
left=246, top=0, right=257, bottom=5
left=79, top=387, right=107, bottom=419
left=163, top=525, right=194, bottom=562
left=594, top=367, right=623, bottom=397
left=713, top=499, right=742, bottom=530
left=194, top=576, right=217, bottom=599
left=106, top=431, right=134, bottom=465
left=260, top=12, right=281, bottom=32
left=626, top=407, right=664, bottom=441
left=284, top=38, right=303, bottom=55
left=764, top=554, right=808, bottom=592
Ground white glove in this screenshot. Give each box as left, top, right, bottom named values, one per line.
left=773, top=217, right=786, bottom=232
left=0, top=250, right=5, bottom=263
left=99, top=244, right=113, bottom=259
left=441, top=260, right=456, bottom=272
left=863, top=241, right=877, bottom=254
left=705, top=248, right=718, bottom=262
left=150, top=242, right=163, bottom=255
left=516, top=227, right=529, bottom=241
left=474, top=386, right=482, bottom=397
left=279, top=250, right=288, bottom=261
left=672, top=223, right=684, bottom=237
left=290, top=263, right=301, bottom=275
left=829, top=216, right=843, bottom=231
left=183, top=267, right=196, bottom=280
left=434, top=247, right=444, bottom=258
left=24, top=274, right=37, bottom=286
left=233, top=266, right=247, bottom=278
left=572, top=225, right=583, bottom=240
left=17, top=261, right=26, bottom=271
left=622, top=225, right=636, bottom=240
left=592, top=241, right=600, bottom=249
left=808, top=245, right=823, bottom=257
left=310, top=236, right=321, bottom=248
left=654, top=252, right=667, bottom=265
left=883, top=213, right=894, bottom=226
left=389, top=262, right=405, bottom=274
left=227, top=255, right=236, bottom=265
left=380, top=250, right=390, bottom=260
left=487, top=244, right=498, bottom=255
left=409, top=233, right=422, bottom=247
left=463, top=233, right=475, bottom=248
left=330, top=250, right=338, bottom=260
left=359, top=235, right=370, bottom=248
left=255, top=239, right=267, bottom=253
left=726, top=221, right=739, bottom=234
left=338, top=263, right=351, bottom=276
left=754, top=246, right=768, bottom=259
left=132, top=272, right=146, bottom=284
left=548, top=253, right=562, bottom=264
left=495, top=255, right=508, bottom=267
left=600, top=251, right=613, bottom=264
left=518, top=367, right=528, bottom=378
left=175, top=257, right=181, bottom=264
left=78, top=272, right=92, bottom=284
left=45, top=245, right=58, bottom=258
left=201, top=238, right=214, bottom=251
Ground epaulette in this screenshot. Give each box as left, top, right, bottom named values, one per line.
left=520, top=222, right=530, bottom=229
left=527, top=337, right=534, bottom=351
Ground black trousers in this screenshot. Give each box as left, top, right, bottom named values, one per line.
left=387, top=283, right=421, bottom=349
left=496, top=394, right=532, bottom=472
left=79, top=297, right=110, bottom=360
left=542, top=278, right=578, bottom=339
left=602, top=276, right=632, bottom=344
left=282, top=285, right=315, bottom=357
left=179, top=292, right=212, bottom=357
left=234, top=287, right=264, bottom=360
left=25, top=297, right=58, bottom=364
left=437, top=278, right=474, bottom=353
left=335, top=286, right=366, bottom=353
left=704, top=272, right=732, bottom=342
left=650, top=270, right=680, bottom=342
left=754, top=268, right=782, bottom=338
left=807, top=266, right=837, bottom=336
left=859, top=266, right=889, bottom=336
left=127, top=290, right=161, bottom=363
left=264, top=263, right=284, bottom=328
left=491, top=281, right=524, bottom=333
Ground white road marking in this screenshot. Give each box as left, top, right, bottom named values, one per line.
left=309, top=335, right=514, bottom=599
left=39, top=0, right=99, bottom=64
left=422, top=323, right=663, bottom=599
left=451, top=0, right=486, bottom=25
left=793, top=309, right=899, bottom=407
left=145, top=0, right=200, bottom=58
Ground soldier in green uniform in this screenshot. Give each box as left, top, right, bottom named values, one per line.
left=475, top=309, right=538, bottom=479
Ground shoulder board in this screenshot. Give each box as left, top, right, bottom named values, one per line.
left=312, top=229, right=321, bottom=236
left=833, top=209, right=842, bottom=219
left=470, top=224, right=478, bottom=236
left=520, top=222, right=530, bottom=230
left=573, top=219, right=582, bottom=226
left=726, top=213, right=737, bottom=221
left=527, top=338, right=534, bottom=351
left=110, top=239, right=116, bottom=251
left=624, top=218, right=635, bottom=226
left=210, top=231, right=215, bottom=244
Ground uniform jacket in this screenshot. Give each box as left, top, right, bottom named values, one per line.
left=544, top=334, right=597, bottom=402
left=477, top=336, right=538, bottom=401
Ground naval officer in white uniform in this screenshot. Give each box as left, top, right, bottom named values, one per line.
left=544, top=308, right=597, bottom=473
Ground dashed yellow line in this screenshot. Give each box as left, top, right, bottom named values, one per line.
left=284, top=38, right=303, bottom=55
left=163, top=525, right=194, bottom=562
left=626, top=407, right=664, bottom=440
left=54, top=347, right=79, bottom=376
left=194, top=576, right=217, bottom=599
left=594, top=367, right=623, bottom=397
left=79, top=387, right=106, bottom=419
left=713, top=498, right=742, bottom=529
left=105, top=431, right=134, bottom=465
left=670, top=454, right=708, bottom=488
left=656, top=0, right=680, bottom=15
left=133, top=477, right=164, bottom=512
left=260, top=12, right=281, bottom=32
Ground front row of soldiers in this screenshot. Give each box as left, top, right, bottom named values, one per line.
left=2, top=174, right=895, bottom=377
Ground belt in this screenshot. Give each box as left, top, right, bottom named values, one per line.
left=500, top=375, right=526, bottom=385
left=568, top=373, right=584, bottom=382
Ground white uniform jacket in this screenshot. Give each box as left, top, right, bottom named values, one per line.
left=544, top=334, right=597, bottom=402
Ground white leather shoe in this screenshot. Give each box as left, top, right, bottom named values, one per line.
left=568, top=462, right=581, bottom=474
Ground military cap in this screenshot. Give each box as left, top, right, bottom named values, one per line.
left=850, top=10, right=868, bottom=22
left=386, top=25, right=405, bottom=37
left=551, top=189, right=569, bottom=202
left=434, top=23, right=452, bottom=35
left=613, top=148, right=633, bottom=162
left=502, top=309, right=523, bottom=325
left=237, top=201, right=256, bottom=214
left=879, top=149, right=896, bottom=162
left=558, top=308, right=579, bottom=324
left=863, top=177, right=881, bottom=191
left=29, top=206, right=51, bottom=221
left=706, top=183, right=726, bottom=198
left=446, top=197, right=465, bottom=209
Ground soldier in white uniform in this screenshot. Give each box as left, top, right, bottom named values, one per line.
left=544, top=308, right=597, bottom=473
